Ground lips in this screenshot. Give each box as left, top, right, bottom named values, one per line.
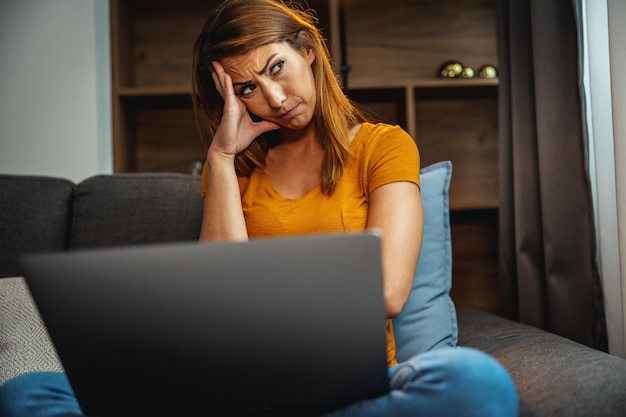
left=278, top=104, right=299, bottom=120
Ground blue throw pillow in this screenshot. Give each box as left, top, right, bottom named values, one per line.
left=392, top=161, right=457, bottom=362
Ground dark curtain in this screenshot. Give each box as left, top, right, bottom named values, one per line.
left=496, top=0, right=607, bottom=350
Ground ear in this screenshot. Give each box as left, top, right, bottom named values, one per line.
left=304, top=47, right=315, bottom=65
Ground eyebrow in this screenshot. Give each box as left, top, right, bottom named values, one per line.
left=232, top=53, right=278, bottom=87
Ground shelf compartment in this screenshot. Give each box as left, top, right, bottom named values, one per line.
left=414, top=94, right=498, bottom=211
left=346, top=87, right=408, bottom=129
left=134, top=106, right=204, bottom=174
left=344, top=0, right=498, bottom=85
left=116, top=96, right=204, bottom=174
left=111, top=0, right=216, bottom=90
left=449, top=208, right=499, bottom=314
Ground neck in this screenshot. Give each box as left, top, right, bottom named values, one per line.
left=268, top=123, right=323, bottom=166
left=276, top=121, right=317, bottom=147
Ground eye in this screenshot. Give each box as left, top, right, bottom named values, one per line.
left=270, top=60, right=285, bottom=76
left=236, top=84, right=256, bottom=97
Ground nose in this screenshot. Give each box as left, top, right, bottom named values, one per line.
left=263, top=82, right=286, bottom=109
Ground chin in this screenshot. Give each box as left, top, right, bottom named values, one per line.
left=286, top=121, right=314, bottom=132
left=287, top=114, right=315, bottom=131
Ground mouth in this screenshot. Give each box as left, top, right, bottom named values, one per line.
left=278, top=104, right=299, bottom=120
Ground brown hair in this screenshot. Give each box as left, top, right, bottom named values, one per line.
left=191, top=0, right=364, bottom=194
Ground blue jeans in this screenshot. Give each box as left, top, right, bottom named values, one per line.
left=0, top=347, right=517, bottom=417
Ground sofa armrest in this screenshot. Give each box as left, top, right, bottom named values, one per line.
left=0, top=175, right=74, bottom=278
left=0, top=277, right=63, bottom=385
left=457, top=308, right=626, bottom=417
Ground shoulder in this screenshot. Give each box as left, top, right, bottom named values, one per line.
left=352, top=122, right=418, bottom=157
left=353, top=122, right=415, bottom=145
left=349, top=123, right=420, bottom=194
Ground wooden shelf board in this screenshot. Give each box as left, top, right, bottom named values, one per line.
left=348, top=77, right=498, bottom=90
left=117, top=85, right=191, bottom=97
left=115, top=79, right=497, bottom=99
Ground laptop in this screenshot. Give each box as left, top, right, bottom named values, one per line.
left=20, top=232, right=389, bottom=416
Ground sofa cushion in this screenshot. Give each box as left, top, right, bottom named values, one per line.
left=0, top=175, right=74, bottom=278
left=70, top=173, right=204, bottom=249
left=392, top=161, right=457, bottom=361
left=0, top=277, right=63, bottom=385
left=457, top=308, right=626, bottom=417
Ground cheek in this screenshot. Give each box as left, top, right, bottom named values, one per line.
left=244, top=103, right=264, bottom=118
left=241, top=98, right=271, bottom=119
left=305, top=71, right=317, bottom=102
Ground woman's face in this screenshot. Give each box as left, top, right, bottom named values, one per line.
left=220, top=41, right=316, bottom=131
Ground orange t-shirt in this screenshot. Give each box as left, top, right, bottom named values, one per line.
left=201, top=122, right=420, bottom=365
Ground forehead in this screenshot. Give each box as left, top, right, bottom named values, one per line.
left=221, top=42, right=294, bottom=79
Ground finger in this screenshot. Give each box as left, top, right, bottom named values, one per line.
left=214, top=63, right=240, bottom=110
left=210, top=71, right=224, bottom=99
left=220, top=71, right=237, bottom=103
left=211, top=61, right=228, bottom=99
left=253, top=120, right=281, bottom=137
left=212, top=60, right=225, bottom=74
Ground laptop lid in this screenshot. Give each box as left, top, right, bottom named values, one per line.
left=20, top=232, right=389, bottom=415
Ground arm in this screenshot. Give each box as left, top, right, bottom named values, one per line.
left=199, top=61, right=279, bottom=242
left=199, top=151, right=248, bottom=241
left=367, top=181, right=423, bottom=318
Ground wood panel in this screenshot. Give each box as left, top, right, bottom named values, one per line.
left=133, top=104, right=205, bottom=173
left=125, top=0, right=217, bottom=88
left=414, top=95, right=498, bottom=210
left=344, top=0, right=497, bottom=87
left=449, top=211, right=499, bottom=314
left=347, top=88, right=407, bottom=128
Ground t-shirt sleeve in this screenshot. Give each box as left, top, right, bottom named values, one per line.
left=364, top=124, right=420, bottom=197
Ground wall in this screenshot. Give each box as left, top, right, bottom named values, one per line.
left=607, top=0, right=626, bottom=358
left=0, top=0, right=111, bottom=183
left=584, top=0, right=625, bottom=357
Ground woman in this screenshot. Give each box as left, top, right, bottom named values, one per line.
left=196, top=0, right=516, bottom=415
left=0, top=1, right=517, bottom=416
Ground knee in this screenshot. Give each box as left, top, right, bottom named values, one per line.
left=446, top=348, right=518, bottom=410
left=397, top=347, right=518, bottom=417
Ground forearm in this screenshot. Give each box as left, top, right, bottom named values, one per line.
left=199, top=150, right=249, bottom=242
left=379, top=221, right=422, bottom=318
left=368, top=182, right=423, bottom=318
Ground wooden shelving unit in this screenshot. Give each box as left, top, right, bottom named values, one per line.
left=109, top=0, right=500, bottom=313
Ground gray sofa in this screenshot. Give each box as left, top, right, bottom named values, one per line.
left=1, top=172, right=626, bottom=416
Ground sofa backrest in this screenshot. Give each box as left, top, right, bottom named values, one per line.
left=0, top=175, right=75, bottom=278
left=70, top=173, right=204, bottom=249
left=0, top=173, right=204, bottom=278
